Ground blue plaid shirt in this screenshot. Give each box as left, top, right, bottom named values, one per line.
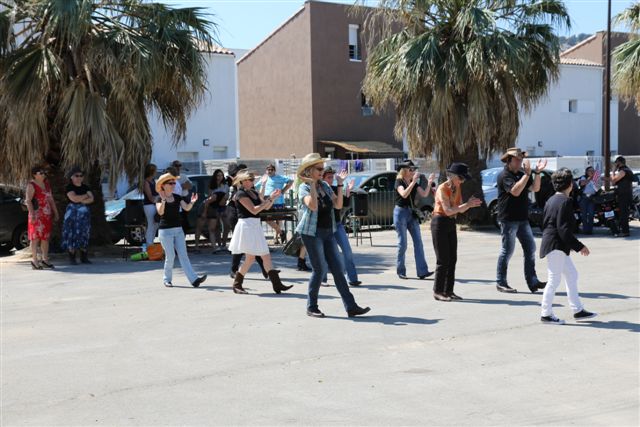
left=296, top=181, right=336, bottom=236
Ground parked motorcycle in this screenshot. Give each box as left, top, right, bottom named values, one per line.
left=592, top=191, right=620, bottom=235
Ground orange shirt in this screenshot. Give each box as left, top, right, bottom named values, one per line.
left=433, top=182, right=462, bottom=217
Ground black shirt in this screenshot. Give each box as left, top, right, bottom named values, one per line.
left=540, top=193, right=584, bottom=258
left=616, top=166, right=634, bottom=195
left=330, top=185, right=346, bottom=223
left=143, top=179, right=159, bottom=205
left=316, top=189, right=334, bottom=230
left=394, top=179, right=417, bottom=208
left=235, top=189, right=260, bottom=219
left=159, top=195, right=184, bottom=229
left=497, top=167, right=533, bottom=222
left=66, top=183, right=90, bottom=203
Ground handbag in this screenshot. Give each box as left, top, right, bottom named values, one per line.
left=409, top=194, right=426, bottom=224
left=283, top=233, right=303, bottom=257
left=146, top=243, right=164, bottom=261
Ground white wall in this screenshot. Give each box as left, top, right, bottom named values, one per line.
left=513, top=64, right=617, bottom=158
left=149, top=52, right=239, bottom=171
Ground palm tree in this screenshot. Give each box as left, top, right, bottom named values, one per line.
left=358, top=0, right=570, bottom=223
left=613, top=2, right=640, bottom=106
left=0, top=0, right=217, bottom=243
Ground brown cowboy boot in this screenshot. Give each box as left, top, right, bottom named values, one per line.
left=267, top=270, right=292, bottom=294
left=232, top=272, right=248, bottom=294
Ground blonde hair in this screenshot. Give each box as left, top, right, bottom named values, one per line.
left=397, top=168, right=409, bottom=180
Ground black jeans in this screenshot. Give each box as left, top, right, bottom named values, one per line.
left=617, top=192, right=632, bottom=234
left=431, top=216, right=458, bottom=295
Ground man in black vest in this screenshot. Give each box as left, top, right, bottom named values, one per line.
left=608, top=156, right=634, bottom=237
left=495, top=148, right=548, bottom=294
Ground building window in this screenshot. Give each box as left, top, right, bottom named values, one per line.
left=212, top=146, right=228, bottom=160
left=568, top=99, right=578, bottom=113
left=349, top=24, right=361, bottom=61
left=361, top=92, right=373, bottom=116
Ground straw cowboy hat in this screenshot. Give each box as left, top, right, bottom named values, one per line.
left=500, top=147, right=528, bottom=162
left=296, top=153, right=326, bottom=179
left=232, top=170, right=254, bottom=187
left=156, top=173, right=179, bottom=193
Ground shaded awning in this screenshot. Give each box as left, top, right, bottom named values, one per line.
left=319, top=140, right=402, bottom=154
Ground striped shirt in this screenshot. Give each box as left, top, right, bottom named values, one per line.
left=296, top=181, right=336, bottom=236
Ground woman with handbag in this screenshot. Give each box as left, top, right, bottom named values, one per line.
left=229, top=170, right=291, bottom=295
left=431, top=163, right=482, bottom=301
left=156, top=173, right=207, bottom=288
left=394, top=160, right=434, bottom=280
left=26, top=165, right=59, bottom=269
left=296, top=153, right=370, bottom=318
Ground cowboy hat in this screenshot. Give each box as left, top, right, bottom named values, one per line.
left=446, top=162, right=472, bottom=180
left=500, top=147, right=528, bottom=162
left=232, top=170, right=254, bottom=187
left=296, top=153, right=326, bottom=179
left=156, top=173, right=179, bottom=193
left=395, top=160, right=416, bottom=171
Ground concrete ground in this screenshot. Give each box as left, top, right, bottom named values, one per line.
left=1, top=224, right=639, bottom=426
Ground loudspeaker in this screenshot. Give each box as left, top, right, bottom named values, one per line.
left=125, top=199, right=145, bottom=225
left=351, top=192, right=369, bottom=216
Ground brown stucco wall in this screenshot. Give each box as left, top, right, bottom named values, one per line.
left=308, top=2, right=400, bottom=156
left=237, top=7, right=314, bottom=159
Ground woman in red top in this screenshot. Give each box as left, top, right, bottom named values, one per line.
left=26, top=166, right=59, bottom=269
left=431, top=163, right=481, bottom=301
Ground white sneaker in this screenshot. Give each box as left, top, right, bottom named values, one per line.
left=541, top=315, right=565, bottom=325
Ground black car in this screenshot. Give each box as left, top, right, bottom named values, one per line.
left=0, top=186, right=29, bottom=251
left=340, top=171, right=434, bottom=228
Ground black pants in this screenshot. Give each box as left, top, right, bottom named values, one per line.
left=617, top=192, right=632, bottom=234
left=431, top=215, right=457, bottom=295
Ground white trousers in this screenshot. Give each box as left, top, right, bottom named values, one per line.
left=541, top=250, right=584, bottom=317
left=143, top=204, right=159, bottom=245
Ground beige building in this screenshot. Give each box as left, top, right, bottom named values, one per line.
left=237, top=1, right=402, bottom=160
left=561, top=31, right=640, bottom=155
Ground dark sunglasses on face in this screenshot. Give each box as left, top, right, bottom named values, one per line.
left=267, top=168, right=275, bottom=172
left=73, top=174, right=83, bottom=178
left=166, top=181, right=176, bottom=185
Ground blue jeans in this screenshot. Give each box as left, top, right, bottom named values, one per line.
left=321, top=223, right=359, bottom=283
left=393, top=206, right=429, bottom=277
left=301, top=228, right=357, bottom=312
left=579, top=196, right=595, bottom=233
left=496, top=220, right=539, bottom=286
left=158, top=227, right=198, bottom=284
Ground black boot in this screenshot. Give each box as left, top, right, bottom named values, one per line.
left=232, top=272, right=248, bottom=294
left=68, top=251, right=77, bottom=265
left=297, top=257, right=312, bottom=272
left=268, top=269, right=292, bottom=294
left=80, top=249, right=91, bottom=264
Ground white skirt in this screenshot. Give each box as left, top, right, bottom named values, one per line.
left=229, top=217, right=270, bottom=256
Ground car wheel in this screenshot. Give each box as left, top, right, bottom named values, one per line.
left=125, top=225, right=146, bottom=246
left=12, top=224, right=28, bottom=250
left=489, top=201, right=499, bottom=229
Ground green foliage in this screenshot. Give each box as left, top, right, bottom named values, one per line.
left=357, top=0, right=570, bottom=166
left=0, top=0, right=218, bottom=188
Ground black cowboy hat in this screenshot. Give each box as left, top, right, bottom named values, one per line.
left=446, top=162, right=472, bottom=180
left=395, top=160, right=416, bottom=171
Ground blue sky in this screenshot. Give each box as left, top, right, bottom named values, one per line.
left=163, top=0, right=633, bottom=50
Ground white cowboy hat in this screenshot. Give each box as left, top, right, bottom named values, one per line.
left=156, top=173, right=179, bottom=193
left=296, top=153, right=326, bottom=179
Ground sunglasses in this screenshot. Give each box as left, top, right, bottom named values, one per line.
left=267, top=168, right=275, bottom=172
left=166, top=181, right=176, bottom=185
left=72, top=174, right=83, bottom=178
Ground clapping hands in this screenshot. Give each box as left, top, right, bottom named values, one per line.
left=336, top=170, right=348, bottom=185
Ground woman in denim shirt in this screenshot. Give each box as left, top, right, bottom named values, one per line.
left=296, top=153, right=370, bottom=318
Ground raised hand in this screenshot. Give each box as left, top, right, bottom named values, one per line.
left=523, top=159, right=532, bottom=176
left=535, top=158, right=547, bottom=173
left=271, top=189, right=282, bottom=199
left=336, top=170, right=348, bottom=185
left=260, top=174, right=268, bottom=186
left=412, top=171, right=421, bottom=182
left=347, top=179, right=355, bottom=191
left=428, top=172, right=436, bottom=182
left=467, top=196, right=483, bottom=208
left=191, top=193, right=198, bottom=203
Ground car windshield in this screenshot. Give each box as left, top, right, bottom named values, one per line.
left=481, top=168, right=502, bottom=187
